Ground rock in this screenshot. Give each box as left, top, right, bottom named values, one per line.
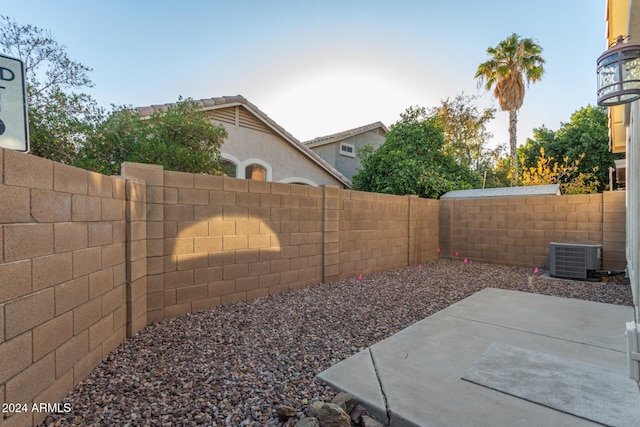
left=311, top=402, right=351, bottom=427
left=304, top=405, right=318, bottom=418
left=362, top=415, right=385, bottom=427
left=277, top=405, right=297, bottom=421
left=331, top=392, right=357, bottom=414
left=285, top=417, right=299, bottom=427
left=295, top=417, right=320, bottom=427
left=41, top=260, right=631, bottom=427
left=350, top=404, right=367, bottom=424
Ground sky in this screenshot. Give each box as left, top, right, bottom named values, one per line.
left=2, top=0, right=607, bottom=148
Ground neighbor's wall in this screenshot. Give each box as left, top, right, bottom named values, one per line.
left=122, top=162, right=327, bottom=323
left=0, top=148, right=147, bottom=427
left=121, top=163, right=440, bottom=322
left=439, top=192, right=626, bottom=270
left=323, top=189, right=439, bottom=282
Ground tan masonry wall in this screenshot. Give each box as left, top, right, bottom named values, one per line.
left=0, top=149, right=146, bottom=427
left=120, top=163, right=439, bottom=323
left=121, top=162, right=327, bottom=323
left=439, top=191, right=627, bottom=270
left=323, top=189, right=439, bottom=282
left=0, top=151, right=627, bottom=426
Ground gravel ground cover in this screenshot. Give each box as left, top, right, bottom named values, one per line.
left=41, top=259, right=633, bottom=426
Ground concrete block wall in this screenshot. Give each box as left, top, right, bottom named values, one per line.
left=120, top=164, right=442, bottom=322
left=603, top=191, right=627, bottom=270
left=125, top=178, right=148, bottom=336
left=0, top=149, right=131, bottom=427
left=122, top=163, right=326, bottom=323
left=439, top=191, right=626, bottom=270
left=121, top=163, right=165, bottom=328
left=324, top=190, right=439, bottom=282
left=409, top=196, right=440, bottom=266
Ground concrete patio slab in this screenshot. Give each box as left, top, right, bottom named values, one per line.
left=317, top=288, right=638, bottom=427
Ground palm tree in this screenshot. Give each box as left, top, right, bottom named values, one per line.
left=475, top=33, right=545, bottom=179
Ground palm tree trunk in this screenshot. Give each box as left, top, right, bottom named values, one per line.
left=509, top=109, right=518, bottom=184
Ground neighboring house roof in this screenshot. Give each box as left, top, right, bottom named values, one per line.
left=440, top=184, right=561, bottom=199
left=303, top=122, right=388, bottom=148
left=137, top=95, right=352, bottom=188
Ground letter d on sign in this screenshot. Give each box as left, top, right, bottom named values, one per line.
left=0, top=54, right=29, bottom=152
left=0, top=66, right=15, bottom=81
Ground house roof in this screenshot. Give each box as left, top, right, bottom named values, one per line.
left=440, top=184, right=562, bottom=199
left=303, top=122, right=388, bottom=148
left=137, top=95, right=352, bottom=188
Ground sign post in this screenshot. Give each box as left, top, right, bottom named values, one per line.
left=0, top=53, right=29, bottom=152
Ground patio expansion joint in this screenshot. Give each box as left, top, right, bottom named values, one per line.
left=438, top=312, right=628, bottom=354
left=368, top=347, right=391, bottom=426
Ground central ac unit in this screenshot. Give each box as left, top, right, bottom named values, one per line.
left=549, top=242, right=602, bottom=280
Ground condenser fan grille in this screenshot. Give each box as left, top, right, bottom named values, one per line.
left=549, top=243, right=602, bottom=280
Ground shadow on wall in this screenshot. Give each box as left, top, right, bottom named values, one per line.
left=153, top=208, right=324, bottom=321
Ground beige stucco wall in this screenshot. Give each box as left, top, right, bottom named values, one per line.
left=310, top=130, right=386, bottom=181
left=211, top=106, right=344, bottom=187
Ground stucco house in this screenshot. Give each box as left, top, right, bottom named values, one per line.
left=137, top=95, right=351, bottom=188
left=603, top=0, right=639, bottom=383
left=303, top=122, right=387, bottom=181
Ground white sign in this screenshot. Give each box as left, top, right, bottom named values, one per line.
left=0, top=54, right=29, bottom=152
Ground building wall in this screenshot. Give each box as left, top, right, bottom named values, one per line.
left=212, top=106, right=344, bottom=187
left=309, top=143, right=336, bottom=174
left=606, top=0, right=630, bottom=154
left=309, top=130, right=387, bottom=181
left=629, top=99, right=639, bottom=344
left=332, top=131, right=386, bottom=181
left=439, top=192, right=627, bottom=270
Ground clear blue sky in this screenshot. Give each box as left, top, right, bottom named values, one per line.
left=3, top=0, right=606, bottom=148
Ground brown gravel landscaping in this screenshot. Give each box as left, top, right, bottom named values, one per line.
left=40, top=259, right=633, bottom=427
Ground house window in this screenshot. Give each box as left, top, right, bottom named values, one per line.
left=245, top=164, right=267, bottom=181
left=221, top=160, right=237, bottom=177
left=339, top=142, right=356, bottom=157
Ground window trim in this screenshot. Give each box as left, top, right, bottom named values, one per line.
left=220, top=153, right=241, bottom=178
left=339, top=142, right=356, bottom=157
left=239, top=158, right=272, bottom=181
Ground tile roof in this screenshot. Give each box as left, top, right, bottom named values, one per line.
left=137, top=95, right=352, bottom=188
left=303, top=122, right=388, bottom=148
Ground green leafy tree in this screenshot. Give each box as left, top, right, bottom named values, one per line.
left=518, top=125, right=555, bottom=170
left=519, top=106, right=616, bottom=191
left=475, top=33, right=545, bottom=175
left=76, top=98, right=227, bottom=175
left=352, top=106, right=480, bottom=198
left=428, top=93, right=495, bottom=169
left=479, top=144, right=512, bottom=188
left=0, top=15, right=101, bottom=162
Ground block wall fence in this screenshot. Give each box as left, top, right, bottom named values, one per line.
left=0, top=150, right=147, bottom=427
left=119, top=162, right=439, bottom=323
left=0, top=150, right=626, bottom=426
left=439, top=192, right=626, bottom=270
